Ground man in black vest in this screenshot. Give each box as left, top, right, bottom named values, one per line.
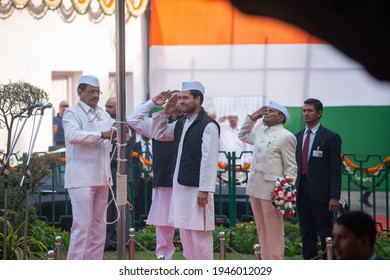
left=153, top=82, right=220, bottom=260
left=127, top=90, right=183, bottom=259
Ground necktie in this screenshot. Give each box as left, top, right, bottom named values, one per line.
left=301, top=129, right=311, bottom=175
left=144, top=142, right=151, bottom=161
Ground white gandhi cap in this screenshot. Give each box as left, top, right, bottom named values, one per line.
left=268, top=101, right=290, bottom=121
left=181, top=81, right=205, bottom=94
left=78, top=75, right=100, bottom=87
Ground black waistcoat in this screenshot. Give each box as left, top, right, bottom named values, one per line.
left=151, top=116, right=180, bottom=188
left=172, top=108, right=220, bottom=187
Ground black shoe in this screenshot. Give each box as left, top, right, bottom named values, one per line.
left=104, top=244, right=117, bottom=251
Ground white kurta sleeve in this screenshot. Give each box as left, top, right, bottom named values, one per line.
left=281, top=133, right=298, bottom=183
left=63, top=110, right=101, bottom=144
left=126, top=99, right=155, bottom=139
left=152, top=111, right=176, bottom=141
left=238, top=115, right=257, bottom=145
left=199, top=122, right=219, bottom=193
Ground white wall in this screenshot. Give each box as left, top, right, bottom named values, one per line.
left=150, top=44, right=390, bottom=126
left=0, top=10, right=148, bottom=154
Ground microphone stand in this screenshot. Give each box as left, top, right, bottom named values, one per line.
left=0, top=108, right=34, bottom=260
left=20, top=106, right=47, bottom=260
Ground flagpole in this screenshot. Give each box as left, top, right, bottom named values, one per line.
left=115, top=0, right=127, bottom=260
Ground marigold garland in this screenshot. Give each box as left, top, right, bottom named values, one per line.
left=218, top=161, right=251, bottom=172
left=132, top=151, right=152, bottom=167
left=342, top=155, right=390, bottom=191
left=0, top=161, right=22, bottom=172
left=342, top=155, right=390, bottom=175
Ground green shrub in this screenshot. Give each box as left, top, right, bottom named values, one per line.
left=284, top=220, right=301, bottom=241
left=375, top=232, right=390, bottom=259
left=30, top=220, right=70, bottom=251
left=0, top=210, right=47, bottom=260
left=134, top=225, right=156, bottom=251
left=229, top=221, right=258, bottom=254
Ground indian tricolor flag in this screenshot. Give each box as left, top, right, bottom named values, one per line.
left=149, top=0, right=390, bottom=155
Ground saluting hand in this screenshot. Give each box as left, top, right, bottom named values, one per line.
left=152, top=90, right=173, bottom=106
left=250, top=106, right=267, bottom=121
left=163, top=92, right=180, bottom=115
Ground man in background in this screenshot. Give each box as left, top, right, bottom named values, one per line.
left=127, top=90, right=183, bottom=259
left=104, top=96, right=136, bottom=251
left=53, top=100, right=69, bottom=148
left=219, top=112, right=251, bottom=179
left=133, top=135, right=153, bottom=225
left=333, top=211, right=381, bottom=260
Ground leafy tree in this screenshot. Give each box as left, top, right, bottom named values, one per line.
left=0, top=81, right=49, bottom=156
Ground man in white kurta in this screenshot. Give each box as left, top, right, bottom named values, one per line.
left=127, top=91, right=183, bottom=260
left=218, top=113, right=252, bottom=180
left=63, top=75, right=115, bottom=260
left=153, top=82, right=220, bottom=260
left=238, top=101, right=297, bottom=260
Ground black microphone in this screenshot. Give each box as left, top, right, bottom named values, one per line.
left=25, top=103, right=43, bottom=110
left=24, top=103, right=43, bottom=117
left=38, top=102, right=53, bottom=111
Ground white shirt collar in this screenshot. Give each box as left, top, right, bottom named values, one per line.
left=78, top=100, right=98, bottom=113
left=305, top=122, right=320, bottom=134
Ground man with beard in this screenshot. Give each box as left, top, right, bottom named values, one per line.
left=152, top=82, right=220, bottom=260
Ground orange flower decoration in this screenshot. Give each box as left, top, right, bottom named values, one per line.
left=218, top=161, right=251, bottom=172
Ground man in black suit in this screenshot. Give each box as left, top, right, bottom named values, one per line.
left=333, top=211, right=381, bottom=260
left=104, top=97, right=136, bottom=251
left=295, top=98, right=342, bottom=259
left=133, top=135, right=153, bottom=225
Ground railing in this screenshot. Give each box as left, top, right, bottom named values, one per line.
left=342, top=154, right=389, bottom=232
left=35, top=151, right=389, bottom=232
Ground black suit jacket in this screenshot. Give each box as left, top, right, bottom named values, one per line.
left=295, top=125, right=342, bottom=203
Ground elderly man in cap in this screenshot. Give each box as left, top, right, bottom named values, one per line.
left=152, top=81, right=220, bottom=260
left=238, top=101, right=297, bottom=260
left=63, top=75, right=116, bottom=259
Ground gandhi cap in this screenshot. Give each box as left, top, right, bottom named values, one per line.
left=182, top=81, right=205, bottom=94
left=268, top=101, right=290, bottom=121
left=78, top=75, right=100, bottom=87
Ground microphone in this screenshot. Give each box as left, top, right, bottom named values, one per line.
left=25, top=103, right=43, bottom=111
left=38, top=102, right=53, bottom=111
left=24, top=102, right=43, bottom=117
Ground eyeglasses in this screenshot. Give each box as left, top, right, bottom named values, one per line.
left=84, top=89, right=103, bottom=95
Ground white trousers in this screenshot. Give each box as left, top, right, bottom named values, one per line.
left=67, top=186, right=108, bottom=260
left=155, top=226, right=176, bottom=259
left=250, top=196, right=284, bottom=260
left=179, top=228, right=213, bottom=260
